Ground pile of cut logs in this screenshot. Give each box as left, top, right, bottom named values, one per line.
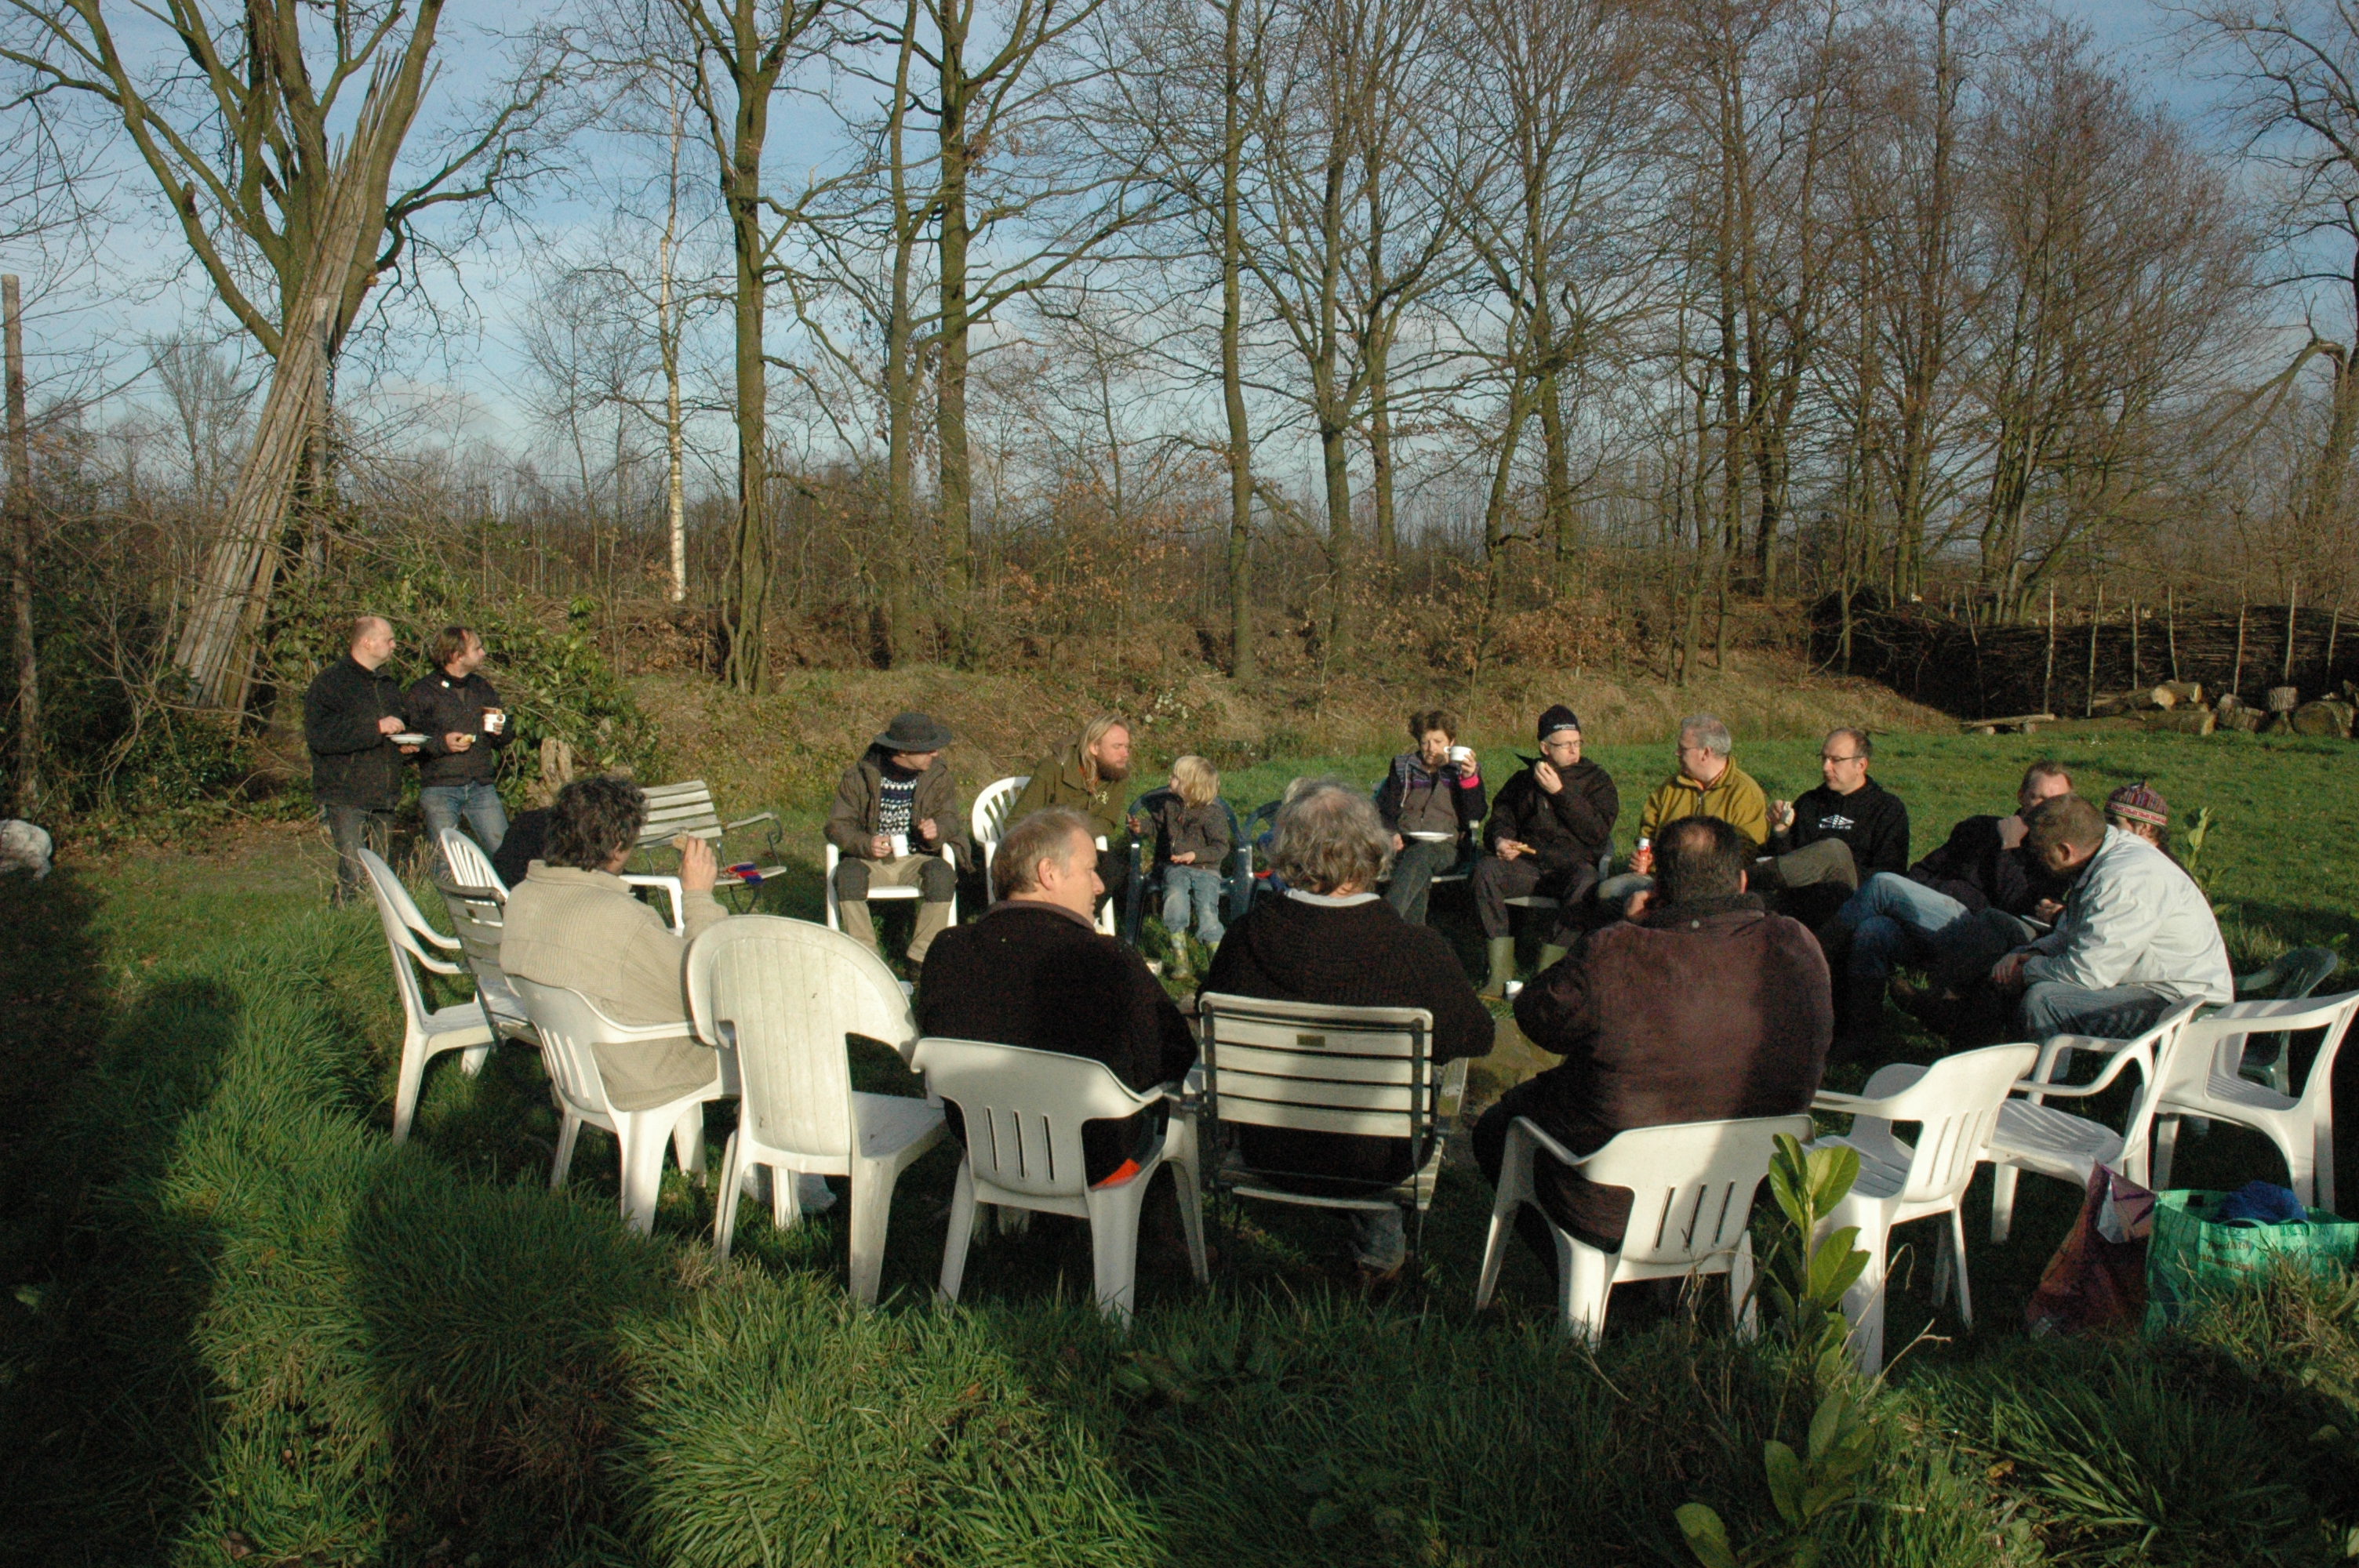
left=2114, top=681, right=2355, bottom=738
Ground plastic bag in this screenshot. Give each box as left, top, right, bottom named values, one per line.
left=2144, top=1188, right=2359, bottom=1331
left=2026, top=1164, right=2155, bottom=1337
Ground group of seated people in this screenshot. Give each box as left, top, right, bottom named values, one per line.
left=482, top=699, right=2232, bottom=1295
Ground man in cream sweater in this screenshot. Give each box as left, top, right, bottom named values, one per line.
left=500, top=775, right=728, bottom=1111
left=1990, top=793, right=2231, bottom=1040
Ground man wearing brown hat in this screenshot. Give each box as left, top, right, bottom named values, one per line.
left=825, top=713, right=970, bottom=969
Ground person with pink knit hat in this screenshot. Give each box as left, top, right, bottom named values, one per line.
left=2104, top=780, right=2172, bottom=857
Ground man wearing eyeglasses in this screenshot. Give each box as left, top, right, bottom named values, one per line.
left=1754, top=727, right=1911, bottom=924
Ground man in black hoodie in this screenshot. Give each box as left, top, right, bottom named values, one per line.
left=1469, top=705, right=1620, bottom=997
left=304, top=615, right=416, bottom=906
left=1754, top=726, right=1910, bottom=925
left=1202, top=781, right=1494, bottom=1283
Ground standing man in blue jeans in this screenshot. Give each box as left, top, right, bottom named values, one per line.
left=405, top=626, right=513, bottom=854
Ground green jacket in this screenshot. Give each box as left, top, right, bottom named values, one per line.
left=1635, top=761, right=1769, bottom=850
left=1010, top=741, right=1129, bottom=848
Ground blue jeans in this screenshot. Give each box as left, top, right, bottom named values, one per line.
left=1161, top=865, right=1227, bottom=947
left=1837, top=873, right=2027, bottom=987
left=419, top=781, right=508, bottom=855
left=2019, top=982, right=2171, bottom=1041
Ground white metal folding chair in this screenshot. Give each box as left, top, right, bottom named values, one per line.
left=509, top=976, right=725, bottom=1235
left=1983, top=999, right=2206, bottom=1243
left=912, top=1036, right=1207, bottom=1324
left=1473, top=1113, right=1811, bottom=1343
left=1190, top=993, right=1465, bottom=1254
left=822, top=840, right=960, bottom=934
left=358, top=848, right=497, bottom=1142
left=2150, top=992, right=2359, bottom=1210
left=685, top=918, right=947, bottom=1300
left=1809, top=1040, right=2040, bottom=1374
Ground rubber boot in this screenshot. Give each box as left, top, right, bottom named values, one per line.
left=1829, top=972, right=1888, bottom=1064
left=1534, top=943, right=1570, bottom=976
left=1480, top=936, right=1518, bottom=999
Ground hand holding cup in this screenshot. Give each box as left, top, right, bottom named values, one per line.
left=679, top=835, right=718, bottom=894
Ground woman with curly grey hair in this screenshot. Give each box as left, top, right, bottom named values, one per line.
left=1201, top=779, right=1494, bottom=1286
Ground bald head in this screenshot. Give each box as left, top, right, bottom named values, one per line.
left=350, top=616, right=395, bottom=670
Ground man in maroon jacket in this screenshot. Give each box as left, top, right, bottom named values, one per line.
left=1472, top=813, right=1832, bottom=1274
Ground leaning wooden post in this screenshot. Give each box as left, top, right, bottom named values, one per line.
left=2129, top=600, right=2139, bottom=688
left=2165, top=585, right=2180, bottom=681
left=3, top=273, right=39, bottom=817
left=2329, top=604, right=2343, bottom=688
left=2085, top=583, right=2102, bottom=717
left=2231, top=601, right=2248, bottom=702
left=2043, top=584, right=2057, bottom=714
left=2283, top=579, right=2300, bottom=687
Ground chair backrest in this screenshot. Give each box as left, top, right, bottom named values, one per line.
left=2236, top=947, right=2342, bottom=1002
left=2168, top=992, right=2359, bottom=1109
left=1857, top=1040, right=2040, bottom=1203
left=437, top=828, right=507, bottom=898
left=358, top=849, right=461, bottom=1031
left=1196, top=993, right=1438, bottom=1165
left=911, top=1036, right=1154, bottom=1200
left=971, top=776, right=1031, bottom=862
left=433, top=876, right=531, bottom=1035
left=686, top=916, right=917, bottom=1160
left=509, top=975, right=623, bottom=1118
left=1575, top=1114, right=1814, bottom=1266
left=636, top=781, right=725, bottom=848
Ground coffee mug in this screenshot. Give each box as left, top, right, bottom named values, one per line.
left=482, top=708, right=506, bottom=734
left=1448, top=745, right=1474, bottom=768
left=889, top=832, right=910, bottom=858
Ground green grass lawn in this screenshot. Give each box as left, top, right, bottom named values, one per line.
left=3, top=728, right=2357, bottom=1565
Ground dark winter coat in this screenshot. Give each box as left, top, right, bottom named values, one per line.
left=304, top=655, right=408, bottom=810
left=1510, top=894, right=1831, bottom=1243
left=1908, top=815, right=2070, bottom=916
left=917, top=902, right=1196, bottom=1182
left=1482, top=757, right=1620, bottom=877
left=825, top=750, right=969, bottom=864
left=1202, top=892, right=1495, bottom=1189
left=403, top=669, right=514, bottom=786
left=1148, top=794, right=1233, bottom=866
left=1772, top=778, right=1910, bottom=877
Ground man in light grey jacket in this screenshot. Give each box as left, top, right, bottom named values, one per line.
left=1990, top=793, right=2230, bottom=1039
left=500, top=775, right=729, bottom=1111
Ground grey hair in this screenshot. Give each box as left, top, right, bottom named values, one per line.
left=1269, top=778, right=1394, bottom=895
left=1678, top=713, right=1733, bottom=758
left=1825, top=726, right=1872, bottom=760
left=994, top=808, right=1095, bottom=901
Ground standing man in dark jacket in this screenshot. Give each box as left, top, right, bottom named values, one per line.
left=824, top=712, right=969, bottom=970
left=304, top=615, right=416, bottom=906
left=1822, top=759, right=2074, bottom=1052
left=1472, top=814, right=1830, bottom=1272
left=918, top=808, right=1196, bottom=1189
left=1470, top=705, right=1619, bottom=997
left=1204, top=781, right=1495, bottom=1282
left=1372, top=708, right=1488, bottom=927
left=405, top=626, right=513, bottom=855
left=1756, top=727, right=1910, bottom=924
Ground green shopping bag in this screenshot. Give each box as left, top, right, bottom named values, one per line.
left=2143, top=1189, right=2359, bottom=1332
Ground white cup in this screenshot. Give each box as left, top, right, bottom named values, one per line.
left=1448, top=745, right=1474, bottom=768
left=889, top=832, right=910, bottom=858
left=482, top=708, right=506, bottom=734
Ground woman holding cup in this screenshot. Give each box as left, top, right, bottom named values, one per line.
left=1372, top=708, right=1488, bottom=927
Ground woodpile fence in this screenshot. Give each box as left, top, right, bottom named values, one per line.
left=1812, top=593, right=2359, bottom=721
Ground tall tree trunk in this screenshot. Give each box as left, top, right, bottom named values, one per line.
left=722, top=138, right=771, bottom=691
left=936, top=5, right=976, bottom=653
left=1368, top=318, right=1396, bottom=565
left=883, top=0, right=923, bottom=663
left=661, top=104, right=689, bottom=605
left=4, top=276, right=38, bottom=817
left=1539, top=368, right=1573, bottom=593
left=1221, top=0, right=1255, bottom=680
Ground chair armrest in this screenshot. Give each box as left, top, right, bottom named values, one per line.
left=722, top=810, right=780, bottom=832
left=602, top=1016, right=703, bottom=1045
left=1808, top=1090, right=1892, bottom=1118
left=413, top=924, right=462, bottom=951
left=1511, top=1114, right=1587, bottom=1170
left=1438, top=1058, right=1470, bottom=1121
left=416, top=950, right=468, bottom=977
left=2030, top=1033, right=2129, bottom=1083
left=621, top=874, right=686, bottom=935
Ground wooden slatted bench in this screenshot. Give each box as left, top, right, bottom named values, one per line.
left=631, top=780, right=787, bottom=908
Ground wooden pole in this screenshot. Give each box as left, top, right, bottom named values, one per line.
left=2329, top=604, right=2343, bottom=688
left=2043, top=584, right=2056, bottom=714
left=2129, top=600, right=2139, bottom=688
left=2283, top=579, right=2299, bottom=687
left=2166, top=585, right=2179, bottom=681
left=2231, top=602, right=2248, bottom=701
left=3, top=274, right=38, bottom=817
left=2085, top=583, right=2102, bottom=717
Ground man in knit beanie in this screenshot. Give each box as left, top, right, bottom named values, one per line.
left=1470, top=705, right=1619, bottom=996
left=2104, top=781, right=2171, bottom=854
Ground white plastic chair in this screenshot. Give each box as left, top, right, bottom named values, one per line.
left=822, top=840, right=960, bottom=933
left=431, top=874, right=536, bottom=1044
left=685, top=918, right=947, bottom=1299
left=1472, top=1113, right=1811, bottom=1342
left=508, top=975, right=725, bottom=1235
left=436, top=827, right=507, bottom=896
left=1808, top=1040, right=2039, bottom=1374
left=970, top=774, right=1114, bottom=935
left=358, top=848, right=496, bottom=1142
left=2150, top=992, right=2359, bottom=1210
left=912, top=1036, right=1207, bottom=1324
left=1190, top=993, right=1465, bottom=1250
left=1983, top=999, right=2206, bottom=1243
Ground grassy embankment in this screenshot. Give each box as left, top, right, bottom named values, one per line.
left=3, top=720, right=2357, bottom=1565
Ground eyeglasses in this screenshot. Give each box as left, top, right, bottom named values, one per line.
left=1820, top=753, right=1864, bottom=764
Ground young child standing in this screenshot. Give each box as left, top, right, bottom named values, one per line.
left=1155, top=756, right=1234, bottom=962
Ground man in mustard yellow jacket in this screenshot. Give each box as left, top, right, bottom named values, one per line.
left=1629, top=714, right=1768, bottom=876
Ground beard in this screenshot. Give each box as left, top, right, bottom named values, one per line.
left=1094, top=756, right=1131, bottom=783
